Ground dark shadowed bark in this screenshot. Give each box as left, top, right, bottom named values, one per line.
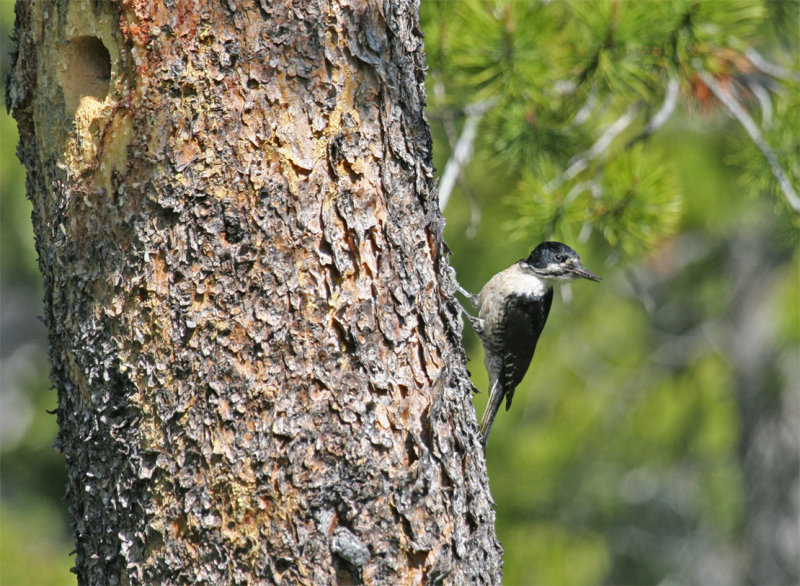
left=6, top=0, right=503, bottom=583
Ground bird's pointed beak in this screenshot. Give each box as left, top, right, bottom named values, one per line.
left=571, top=264, right=601, bottom=282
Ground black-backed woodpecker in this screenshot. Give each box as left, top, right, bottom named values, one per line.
left=468, top=242, right=600, bottom=449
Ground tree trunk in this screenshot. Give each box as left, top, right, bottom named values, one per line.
left=7, top=0, right=503, bottom=583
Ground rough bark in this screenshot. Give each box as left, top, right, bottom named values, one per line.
left=6, top=0, right=503, bottom=583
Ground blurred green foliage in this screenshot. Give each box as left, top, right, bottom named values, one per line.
left=1, top=1, right=797, bottom=584
left=1, top=2, right=73, bottom=584
left=423, top=0, right=797, bottom=583
left=0, top=362, right=73, bottom=585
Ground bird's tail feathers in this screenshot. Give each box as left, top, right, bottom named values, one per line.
left=479, top=379, right=504, bottom=451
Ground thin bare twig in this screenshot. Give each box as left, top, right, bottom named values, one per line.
left=744, top=48, right=800, bottom=82
left=547, top=102, right=641, bottom=193
left=746, top=81, right=773, bottom=126
left=438, top=99, right=496, bottom=211
left=456, top=175, right=483, bottom=238
left=700, top=72, right=800, bottom=214
left=627, top=77, right=680, bottom=147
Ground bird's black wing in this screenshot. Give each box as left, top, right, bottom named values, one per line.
left=501, top=288, right=553, bottom=410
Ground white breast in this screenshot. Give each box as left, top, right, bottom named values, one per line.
left=477, top=263, right=548, bottom=324
left=475, top=263, right=548, bottom=385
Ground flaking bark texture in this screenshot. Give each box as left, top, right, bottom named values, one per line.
left=7, top=0, right=503, bottom=583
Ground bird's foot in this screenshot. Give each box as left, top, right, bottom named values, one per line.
left=463, top=312, right=485, bottom=336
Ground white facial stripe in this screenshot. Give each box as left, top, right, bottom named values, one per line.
left=537, top=262, right=578, bottom=282
left=545, top=262, right=562, bottom=274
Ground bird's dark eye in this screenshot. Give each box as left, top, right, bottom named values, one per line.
left=555, top=254, right=566, bottom=263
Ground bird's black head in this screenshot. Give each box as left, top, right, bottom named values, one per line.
left=524, top=241, right=601, bottom=282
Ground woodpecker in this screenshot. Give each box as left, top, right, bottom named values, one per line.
left=469, top=242, right=600, bottom=449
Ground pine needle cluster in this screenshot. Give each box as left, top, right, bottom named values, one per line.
left=422, top=0, right=795, bottom=258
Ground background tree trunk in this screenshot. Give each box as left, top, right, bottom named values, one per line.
left=7, top=0, right=503, bottom=583
left=727, top=228, right=800, bottom=585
